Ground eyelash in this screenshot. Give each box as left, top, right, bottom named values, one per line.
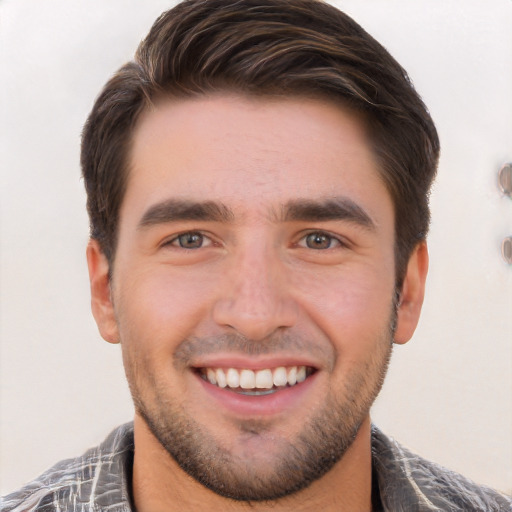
left=162, top=230, right=347, bottom=251
left=163, top=231, right=213, bottom=249
left=296, top=231, right=346, bottom=250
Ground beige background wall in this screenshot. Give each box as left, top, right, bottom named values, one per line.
left=1, top=0, right=511, bottom=496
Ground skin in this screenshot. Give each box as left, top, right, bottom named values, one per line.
left=87, top=94, right=428, bottom=511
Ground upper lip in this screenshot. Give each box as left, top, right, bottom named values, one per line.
left=189, top=354, right=321, bottom=371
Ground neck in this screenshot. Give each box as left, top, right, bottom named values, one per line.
left=132, top=414, right=374, bottom=512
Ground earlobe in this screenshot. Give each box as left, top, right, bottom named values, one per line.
left=86, top=239, right=119, bottom=344
left=394, top=242, right=429, bottom=345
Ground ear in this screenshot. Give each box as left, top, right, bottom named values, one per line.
left=394, top=241, right=429, bottom=345
left=86, top=239, right=119, bottom=344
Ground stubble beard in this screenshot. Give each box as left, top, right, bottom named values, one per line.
left=124, top=321, right=394, bottom=502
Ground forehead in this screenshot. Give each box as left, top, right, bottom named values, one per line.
left=122, top=94, right=391, bottom=223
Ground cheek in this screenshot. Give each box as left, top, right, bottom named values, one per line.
left=114, top=264, right=221, bottom=350
left=292, top=264, right=395, bottom=352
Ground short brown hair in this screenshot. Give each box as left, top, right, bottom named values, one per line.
left=81, top=0, right=439, bottom=285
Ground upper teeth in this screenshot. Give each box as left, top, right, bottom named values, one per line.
left=202, top=366, right=308, bottom=390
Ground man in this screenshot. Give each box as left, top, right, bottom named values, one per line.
left=2, top=0, right=510, bottom=510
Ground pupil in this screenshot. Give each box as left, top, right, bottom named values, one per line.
left=307, top=233, right=330, bottom=249
left=179, top=233, right=202, bottom=248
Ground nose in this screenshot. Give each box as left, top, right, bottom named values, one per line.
left=212, top=246, right=298, bottom=341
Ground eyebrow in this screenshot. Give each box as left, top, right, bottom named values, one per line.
left=137, top=196, right=375, bottom=231
left=281, top=198, right=375, bottom=230
left=138, top=199, right=235, bottom=228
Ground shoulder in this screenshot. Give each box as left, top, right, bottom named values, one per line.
left=371, top=425, right=512, bottom=512
left=0, top=423, right=134, bottom=512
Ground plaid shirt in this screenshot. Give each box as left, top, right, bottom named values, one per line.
left=2, top=423, right=510, bottom=511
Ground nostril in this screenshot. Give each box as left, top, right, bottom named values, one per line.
left=212, top=299, right=298, bottom=341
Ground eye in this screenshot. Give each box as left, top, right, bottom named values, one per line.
left=299, top=231, right=342, bottom=250
left=167, top=231, right=211, bottom=249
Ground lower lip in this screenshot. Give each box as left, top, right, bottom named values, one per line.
left=194, top=371, right=318, bottom=417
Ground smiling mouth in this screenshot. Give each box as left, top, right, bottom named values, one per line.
left=197, top=366, right=315, bottom=395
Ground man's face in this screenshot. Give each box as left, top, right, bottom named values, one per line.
left=97, top=95, right=403, bottom=500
